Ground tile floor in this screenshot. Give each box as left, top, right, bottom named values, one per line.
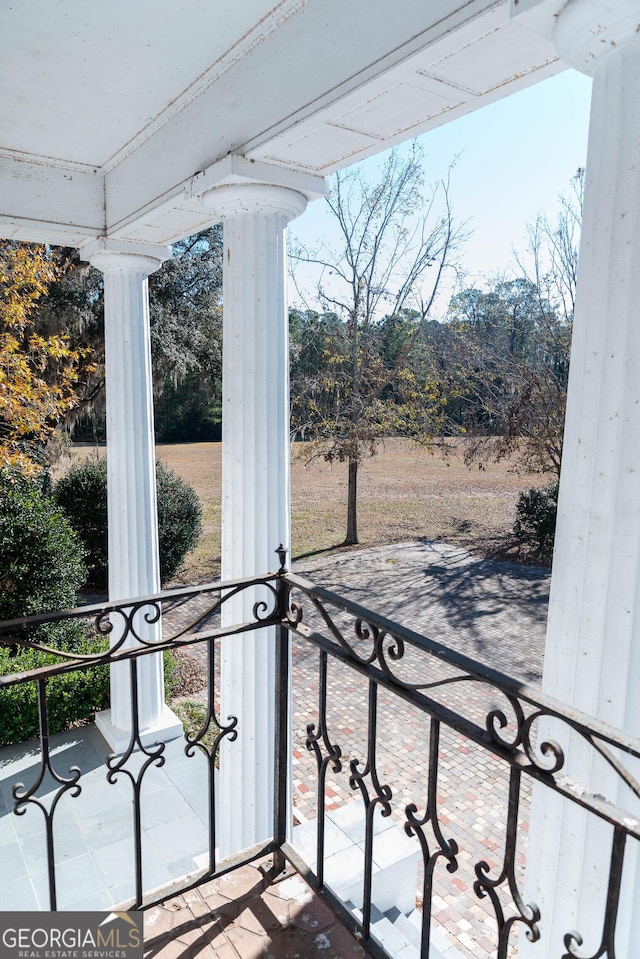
left=0, top=726, right=211, bottom=911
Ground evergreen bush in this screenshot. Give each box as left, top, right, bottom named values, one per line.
left=53, top=458, right=108, bottom=591
left=0, top=470, right=110, bottom=744
left=54, top=458, right=202, bottom=591
left=513, top=482, right=558, bottom=561
left=0, top=642, right=110, bottom=746
left=0, top=470, right=85, bottom=640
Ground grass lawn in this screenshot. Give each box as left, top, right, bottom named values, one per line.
left=59, top=439, right=544, bottom=585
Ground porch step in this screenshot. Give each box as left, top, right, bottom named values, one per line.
left=372, top=911, right=418, bottom=958
left=292, top=802, right=471, bottom=959
left=386, top=908, right=421, bottom=949
left=292, top=798, right=420, bottom=914
left=346, top=902, right=418, bottom=959
left=346, top=901, right=468, bottom=959
left=391, top=910, right=469, bottom=959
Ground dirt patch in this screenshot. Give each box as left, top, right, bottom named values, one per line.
left=171, top=649, right=206, bottom=698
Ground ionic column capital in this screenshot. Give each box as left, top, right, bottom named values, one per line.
left=199, top=182, right=308, bottom=223
left=554, top=0, right=640, bottom=76
left=80, top=238, right=170, bottom=276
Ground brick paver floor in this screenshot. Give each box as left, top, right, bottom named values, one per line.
left=144, top=858, right=368, bottom=959
left=163, top=540, right=550, bottom=959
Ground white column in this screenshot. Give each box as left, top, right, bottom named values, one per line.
left=81, top=240, right=182, bottom=751
left=200, top=184, right=306, bottom=855
left=522, top=3, right=640, bottom=956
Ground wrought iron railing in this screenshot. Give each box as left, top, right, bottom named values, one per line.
left=0, top=554, right=639, bottom=959
left=0, top=564, right=290, bottom=912
left=281, top=573, right=640, bottom=959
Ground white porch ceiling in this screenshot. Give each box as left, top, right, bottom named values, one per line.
left=0, top=0, right=567, bottom=249
left=1, top=0, right=306, bottom=171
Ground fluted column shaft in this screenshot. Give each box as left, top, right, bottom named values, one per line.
left=82, top=241, right=180, bottom=745
left=207, top=184, right=306, bottom=855
left=522, top=3, right=640, bottom=955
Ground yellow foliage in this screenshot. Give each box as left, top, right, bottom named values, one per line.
left=0, top=241, right=92, bottom=476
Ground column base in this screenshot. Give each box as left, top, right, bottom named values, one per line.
left=95, top=705, right=183, bottom=754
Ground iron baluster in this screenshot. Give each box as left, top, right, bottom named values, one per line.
left=184, top=637, right=237, bottom=875
left=405, top=718, right=459, bottom=959
left=349, top=679, right=393, bottom=941
left=272, top=550, right=291, bottom=875
left=106, top=657, right=165, bottom=907
left=306, top=649, right=342, bottom=888
left=562, top=825, right=627, bottom=959
left=12, top=679, right=82, bottom=910
left=272, top=621, right=289, bottom=876
left=473, top=765, right=540, bottom=957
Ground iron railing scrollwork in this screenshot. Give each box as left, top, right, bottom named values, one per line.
left=562, top=825, right=626, bottom=959
left=472, top=766, right=540, bottom=957
left=283, top=572, right=640, bottom=959
left=1, top=559, right=640, bottom=959
left=404, top=718, right=459, bottom=958
left=348, top=677, right=393, bottom=941
left=105, top=656, right=167, bottom=907
left=183, top=636, right=238, bottom=877
left=0, top=567, right=284, bottom=911
left=305, top=647, right=342, bottom=888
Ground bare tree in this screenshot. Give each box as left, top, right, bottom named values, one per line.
left=290, top=144, right=465, bottom=545
left=450, top=171, right=583, bottom=481
left=516, top=168, right=583, bottom=324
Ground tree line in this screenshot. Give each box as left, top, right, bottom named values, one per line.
left=0, top=151, right=581, bottom=550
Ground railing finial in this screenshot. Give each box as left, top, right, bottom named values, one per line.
left=276, top=544, right=288, bottom=574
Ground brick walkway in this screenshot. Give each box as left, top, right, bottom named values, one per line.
left=164, top=540, right=550, bottom=959
left=292, top=541, right=548, bottom=686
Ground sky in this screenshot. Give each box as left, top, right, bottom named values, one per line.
left=289, top=68, right=592, bottom=318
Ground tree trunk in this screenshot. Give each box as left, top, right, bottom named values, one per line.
left=344, top=456, right=359, bottom=545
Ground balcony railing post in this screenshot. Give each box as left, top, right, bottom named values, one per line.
left=272, top=547, right=291, bottom=874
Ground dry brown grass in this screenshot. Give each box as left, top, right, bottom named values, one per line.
left=58, top=439, right=540, bottom=584
left=291, top=438, right=530, bottom=558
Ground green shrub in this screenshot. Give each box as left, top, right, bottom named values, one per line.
left=0, top=470, right=110, bottom=744
left=53, top=458, right=108, bottom=590
left=0, top=640, right=110, bottom=746
left=513, top=482, right=558, bottom=561
left=0, top=645, right=179, bottom=746
left=157, top=462, right=203, bottom=584
left=0, top=470, right=85, bottom=643
left=0, top=471, right=185, bottom=745
left=54, top=459, right=202, bottom=591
